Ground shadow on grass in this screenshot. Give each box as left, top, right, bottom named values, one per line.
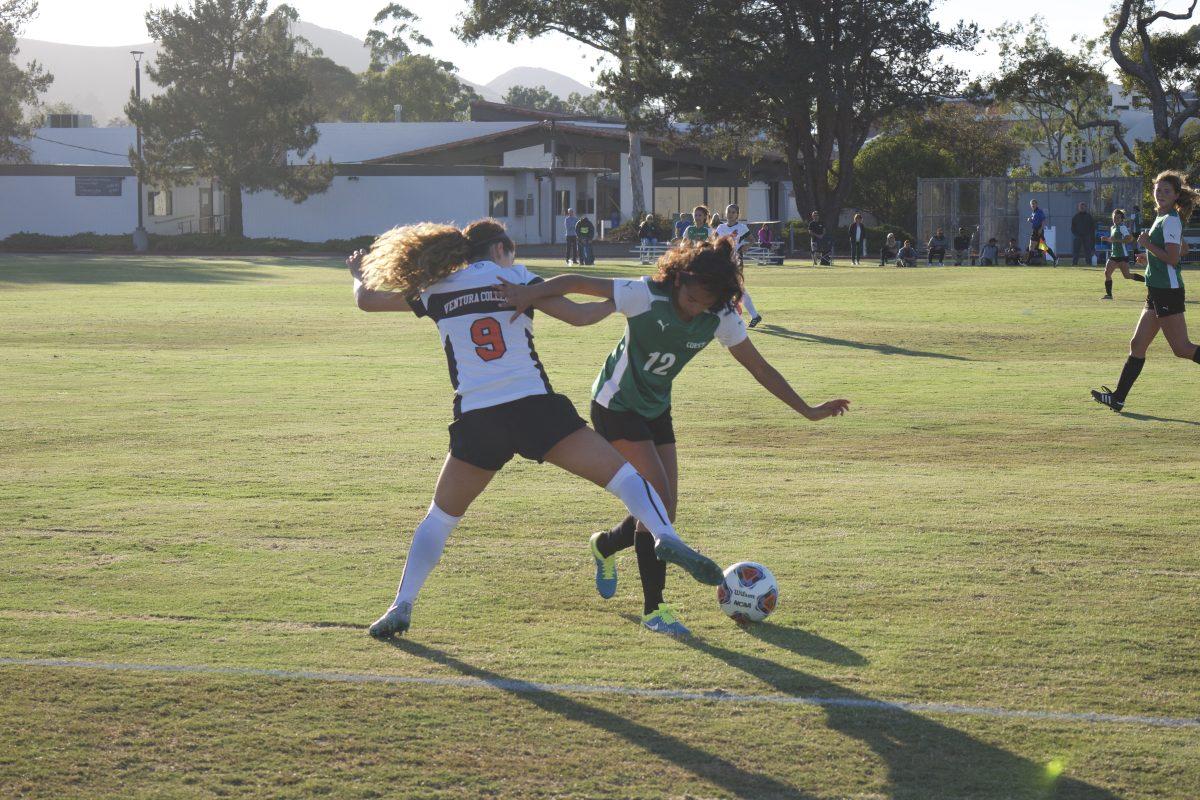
left=741, top=622, right=868, bottom=666
left=673, top=632, right=1121, bottom=800
left=389, top=638, right=811, bottom=799
left=1119, top=411, right=1200, bottom=426
left=755, top=323, right=972, bottom=362
left=0, top=255, right=332, bottom=285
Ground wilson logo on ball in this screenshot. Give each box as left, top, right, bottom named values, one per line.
left=736, top=564, right=765, bottom=588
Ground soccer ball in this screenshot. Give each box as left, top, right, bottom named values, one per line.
left=716, top=561, right=778, bottom=624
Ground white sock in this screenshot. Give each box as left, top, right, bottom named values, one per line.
left=393, top=501, right=461, bottom=607
left=741, top=290, right=759, bottom=318
left=605, top=462, right=680, bottom=545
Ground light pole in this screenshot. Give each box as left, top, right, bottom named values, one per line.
left=131, top=50, right=149, bottom=253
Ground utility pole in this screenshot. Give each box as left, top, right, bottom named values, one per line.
left=131, top=50, right=149, bottom=253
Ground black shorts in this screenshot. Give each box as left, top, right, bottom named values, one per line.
left=449, top=393, right=586, bottom=471
left=1108, top=255, right=1130, bottom=264
left=1146, top=287, right=1186, bottom=318
left=590, top=401, right=675, bottom=446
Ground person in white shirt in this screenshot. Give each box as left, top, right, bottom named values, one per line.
left=713, top=203, right=763, bottom=328
left=348, top=218, right=726, bottom=639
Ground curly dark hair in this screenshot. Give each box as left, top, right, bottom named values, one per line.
left=653, top=236, right=744, bottom=310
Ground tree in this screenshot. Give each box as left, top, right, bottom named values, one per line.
left=360, top=55, right=478, bottom=122
left=299, top=55, right=363, bottom=122
left=983, top=20, right=1114, bottom=176
left=639, top=0, right=977, bottom=227
left=848, top=135, right=957, bottom=233
left=567, top=91, right=619, bottom=119
left=127, top=0, right=333, bottom=237
left=503, top=84, right=571, bottom=114
left=895, top=104, right=1024, bottom=179
left=29, top=100, right=81, bottom=128
left=365, top=3, right=431, bottom=72
left=460, top=1, right=666, bottom=218
left=0, top=0, right=52, bottom=163
left=1094, top=1, right=1200, bottom=185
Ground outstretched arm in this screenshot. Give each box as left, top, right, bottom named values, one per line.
left=727, top=337, right=850, bottom=421
left=533, top=296, right=616, bottom=327
left=495, top=274, right=616, bottom=320
left=348, top=250, right=412, bottom=312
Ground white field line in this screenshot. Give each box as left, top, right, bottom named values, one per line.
left=2, top=657, right=1197, bottom=729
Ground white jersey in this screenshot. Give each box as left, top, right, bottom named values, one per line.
left=411, top=261, right=552, bottom=416
left=714, top=221, right=750, bottom=247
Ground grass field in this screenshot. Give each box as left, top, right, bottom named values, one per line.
left=1, top=253, right=1198, bottom=799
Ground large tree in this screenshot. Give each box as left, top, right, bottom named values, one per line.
left=503, top=84, right=571, bottom=114
left=299, top=55, right=363, bottom=122
left=0, top=0, right=52, bottom=163
left=360, top=55, right=478, bottom=121
left=639, top=0, right=977, bottom=226
left=365, top=2, right=432, bottom=72
left=127, top=0, right=333, bottom=237
left=460, top=1, right=664, bottom=218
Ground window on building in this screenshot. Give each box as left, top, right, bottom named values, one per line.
left=147, top=189, right=173, bottom=217
left=554, top=189, right=571, bottom=215
left=514, top=198, right=525, bottom=217
left=489, top=190, right=508, bottom=218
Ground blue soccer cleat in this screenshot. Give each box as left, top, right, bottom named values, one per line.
left=642, top=603, right=691, bottom=636
left=589, top=531, right=618, bottom=599
left=368, top=601, right=412, bottom=639
left=653, top=536, right=723, bottom=586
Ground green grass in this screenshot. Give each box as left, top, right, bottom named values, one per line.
left=1, top=254, right=1198, bottom=799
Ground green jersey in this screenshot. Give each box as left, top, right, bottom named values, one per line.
left=682, top=225, right=710, bottom=242
left=1144, top=211, right=1184, bottom=290
left=592, top=277, right=748, bottom=418
left=1109, top=224, right=1131, bottom=258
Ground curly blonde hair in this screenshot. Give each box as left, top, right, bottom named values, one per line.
left=360, top=218, right=512, bottom=295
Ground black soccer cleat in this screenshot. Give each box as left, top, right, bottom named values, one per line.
left=1090, top=386, right=1124, bottom=413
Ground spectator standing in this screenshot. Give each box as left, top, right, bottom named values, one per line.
left=757, top=224, right=772, bottom=247
left=848, top=214, right=867, bottom=265
left=927, top=228, right=948, bottom=265
left=808, top=211, right=827, bottom=265
left=968, top=227, right=980, bottom=265
left=897, top=239, right=918, bottom=267
left=952, top=227, right=970, bottom=266
left=673, top=212, right=688, bottom=240
left=564, top=207, right=579, bottom=265
left=1004, top=238, right=1023, bottom=265
left=1070, top=202, right=1096, bottom=265
left=638, top=214, right=658, bottom=248
left=879, top=232, right=897, bottom=265
left=576, top=215, right=596, bottom=265
left=979, top=237, right=999, bottom=266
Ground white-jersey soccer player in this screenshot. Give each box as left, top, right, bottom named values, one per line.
left=349, top=219, right=727, bottom=639
left=714, top=203, right=762, bottom=328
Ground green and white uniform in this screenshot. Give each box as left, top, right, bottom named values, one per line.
left=592, top=277, right=748, bottom=418
left=1109, top=224, right=1131, bottom=258
left=1144, top=211, right=1184, bottom=290
left=682, top=225, right=710, bottom=242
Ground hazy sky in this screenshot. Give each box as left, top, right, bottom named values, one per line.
left=18, top=0, right=1197, bottom=86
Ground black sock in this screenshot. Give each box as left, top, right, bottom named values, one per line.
left=1113, top=355, right=1145, bottom=403
left=1131, top=272, right=1145, bottom=282
left=1105, top=279, right=1112, bottom=295
left=634, top=529, right=666, bottom=615
left=1193, top=347, right=1200, bottom=365
left=595, top=515, right=636, bottom=558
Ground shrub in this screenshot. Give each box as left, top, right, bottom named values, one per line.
left=0, top=232, right=376, bottom=254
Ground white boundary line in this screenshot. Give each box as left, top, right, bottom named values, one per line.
left=2, top=657, right=1197, bottom=729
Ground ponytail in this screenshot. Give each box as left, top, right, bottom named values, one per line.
left=1155, top=171, right=1198, bottom=222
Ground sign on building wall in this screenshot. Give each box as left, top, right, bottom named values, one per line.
left=74, top=177, right=123, bottom=197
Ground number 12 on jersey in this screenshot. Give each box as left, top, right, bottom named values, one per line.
left=643, top=351, right=676, bottom=375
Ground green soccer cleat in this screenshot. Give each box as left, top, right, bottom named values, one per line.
left=653, top=536, right=723, bottom=586
left=642, top=603, right=691, bottom=636
left=368, top=601, right=412, bottom=639
left=589, top=531, right=618, bottom=599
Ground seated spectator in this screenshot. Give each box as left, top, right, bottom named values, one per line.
left=979, top=237, right=999, bottom=266
left=1003, top=238, right=1023, bottom=265
left=897, top=239, right=918, bottom=267
left=952, top=227, right=970, bottom=266
left=879, top=232, right=897, bottom=265
left=927, top=228, right=948, bottom=265
left=757, top=224, right=772, bottom=247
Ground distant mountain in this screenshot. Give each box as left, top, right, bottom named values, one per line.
left=486, top=67, right=595, bottom=102
left=15, top=22, right=584, bottom=123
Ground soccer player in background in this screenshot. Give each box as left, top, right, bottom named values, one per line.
left=682, top=205, right=711, bottom=242
left=347, top=219, right=726, bottom=638
left=495, top=238, right=849, bottom=635
left=1099, top=208, right=1143, bottom=300
left=714, top=203, right=763, bottom=328
left=1092, top=172, right=1199, bottom=412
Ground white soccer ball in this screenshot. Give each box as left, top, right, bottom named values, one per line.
left=717, top=561, right=778, bottom=624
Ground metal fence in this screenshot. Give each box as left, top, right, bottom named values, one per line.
left=917, top=177, right=1144, bottom=257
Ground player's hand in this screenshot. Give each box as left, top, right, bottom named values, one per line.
left=347, top=249, right=366, bottom=281
left=494, top=276, right=537, bottom=321
left=803, top=399, right=850, bottom=421
left=1137, top=231, right=1151, bottom=248
left=1135, top=252, right=1147, bottom=266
